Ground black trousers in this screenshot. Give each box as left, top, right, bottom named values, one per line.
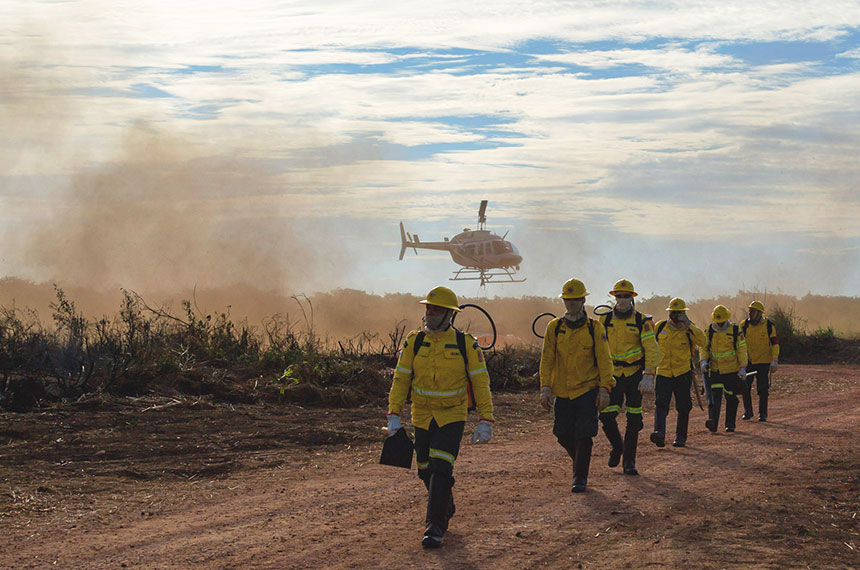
left=706, top=372, right=740, bottom=429
left=599, top=371, right=644, bottom=432
left=414, top=419, right=465, bottom=487
left=743, top=363, right=770, bottom=412
left=655, top=372, right=693, bottom=414
left=553, top=388, right=599, bottom=451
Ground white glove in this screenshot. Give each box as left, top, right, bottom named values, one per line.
left=638, top=374, right=655, bottom=394
left=738, top=367, right=747, bottom=379
left=471, top=419, right=494, bottom=444
left=539, top=386, right=554, bottom=411
left=596, top=387, right=611, bottom=411
left=386, top=414, right=403, bottom=436
left=700, top=359, right=710, bottom=374
left=770, top=359, right=779, bottom=372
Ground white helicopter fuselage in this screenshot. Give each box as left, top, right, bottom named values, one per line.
left=399, top=223, right=522, bottom=271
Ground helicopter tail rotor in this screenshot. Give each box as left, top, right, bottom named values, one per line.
left=399, top=222, right=408, bottom=260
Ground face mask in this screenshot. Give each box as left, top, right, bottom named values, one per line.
left=670, top=311, right=688, bottom=324
left=563, top=299, right=585, bottom=319
left=713, top=321, right=728, bottom=332
left=749, top=312, right=762, bottom=324
left=615, top=297, right=634, bottom=312
left=424, top=310, right=451, bottom=331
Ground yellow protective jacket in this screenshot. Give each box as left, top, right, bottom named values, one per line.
left=654, top=320, right=706, bottom=378
left=600, top=311, right=660, bottom=377
left=700, top=323, right=748, bottom=374
left=539, top=317, right=615, bottom=399
left=388, top=327, right=494, bottom=430
left=742, top=318, right=780, bottom=365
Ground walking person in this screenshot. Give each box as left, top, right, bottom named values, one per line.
left=539, top=278, right=614, bottom=493
left=700, top=305, right=748, bottom=433
left=598, top=279, right=660, bottom=475
left=650, top=298, right=706, bottom=447
left=741, top=300, right=779, bottom=421
left=386, top=286, right=495, bottom=549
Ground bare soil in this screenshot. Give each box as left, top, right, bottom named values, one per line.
left=2, top=364, right=859, bottom=569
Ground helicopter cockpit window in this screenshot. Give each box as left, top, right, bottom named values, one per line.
left=492, top=241, right=505, bottom=255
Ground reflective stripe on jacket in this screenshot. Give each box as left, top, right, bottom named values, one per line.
left=743, top=319, right=780, bottom=364
left=388, top=328, right=494, bottom=429
left=700, top=323, right=748, bottom=374
left=655, top=321, right=706, bottom=378
left=539, top=317, right=615, bottom=400
left=602, top=311, right=661, bottom=376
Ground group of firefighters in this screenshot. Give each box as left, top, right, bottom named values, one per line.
left=385, top=279, right=780, bottom=549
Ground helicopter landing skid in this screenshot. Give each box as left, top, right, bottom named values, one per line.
left=450, top=267, right=526, bottom=286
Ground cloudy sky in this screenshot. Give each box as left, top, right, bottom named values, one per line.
left=2, top=1, right=860, bottom=303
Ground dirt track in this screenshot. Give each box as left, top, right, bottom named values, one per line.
left=2, top=364, right=859, bottom=569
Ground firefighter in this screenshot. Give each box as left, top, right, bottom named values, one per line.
left=741, top=300, right=779, bottom=421
left=650, top=298, right=706, bottom=448
left=539, top=278, right=614, bottom=493
left=700, top=305, right=748, bottom=433
left=386, top=286, right=495, bottom=549
left=598, top=279, right=660, bottom=475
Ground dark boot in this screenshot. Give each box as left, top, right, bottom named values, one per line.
left=725, top=394, right=739, bottom=431
left=706, top=390, right=722, bottom=433
left=651, top=408, right=667, bottom=447
left=622, top=428, right=639, bottom=475
left=422, top=473, right=452, bottom=549
left=673, top=411, right=689, bottom=447
left=572, top=438, right=592, bottom=493
left=758, top=394, right=768, bottom=421
left=601, top=417, right=624, bottom=468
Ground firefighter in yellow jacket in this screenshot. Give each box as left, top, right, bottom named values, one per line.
left=387, top=286, right=494, bottom=549
left=741, top=300, right=779, bottom=421
left=539, top=278, right=614, bottom=493
left=651, top=298, right=706, bottom=447
left=700, top=305, right=748, bottom=433
left=598, top=279, right=660, bottom=475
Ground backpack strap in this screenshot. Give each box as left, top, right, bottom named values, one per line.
left=742, top=320, right=749, bottom=335
left=602, top=311, right=613, bottom=329
left=587, top=317, right=597, bottom=368
left=412, top=331, right=426, bottom=357
left=657, top=320, right=667, bottom=335
left=766, top=318, right=774, bottom=338
left=455, top=329, right=476, bottom=412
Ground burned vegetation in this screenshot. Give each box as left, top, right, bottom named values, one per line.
left=0, top=287, right=541, bottom=412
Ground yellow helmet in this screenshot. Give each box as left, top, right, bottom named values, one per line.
left=711, top=305, right=731, bottom=323
left=419, top=286, right=461, bottom=312
left=666, top=297, right=688, bottom=311
left=748, top=300, right=765, bottom=313
left=559, top=278, right=589, bottom=299
left=610, top=279, right=638, bottom=297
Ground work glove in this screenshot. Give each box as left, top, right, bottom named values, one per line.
left=770, top=359, right=779, bottom=372
left=470, top=419, right=494, bottom=444
left=539, top=386, right=554, bottom=411
left=638, top=374, right=655, bottom=394
left=596, top=387, right=611, bottom=411
left=737, top=367, right=747, bottom=379
left=699, top=359, right=709, bottom=374
left=386, top=413, right=403, bottom=437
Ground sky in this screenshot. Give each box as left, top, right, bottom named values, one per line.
left=1, top=1, right=860, bottom=304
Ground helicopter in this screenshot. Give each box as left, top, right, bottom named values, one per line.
left=399, top=200, right=525, bottom=285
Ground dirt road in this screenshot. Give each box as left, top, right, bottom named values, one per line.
left=2, top=364, right=859, bottom=569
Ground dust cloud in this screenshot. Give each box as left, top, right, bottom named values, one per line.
left=2, top=279, right=858, bottom=346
